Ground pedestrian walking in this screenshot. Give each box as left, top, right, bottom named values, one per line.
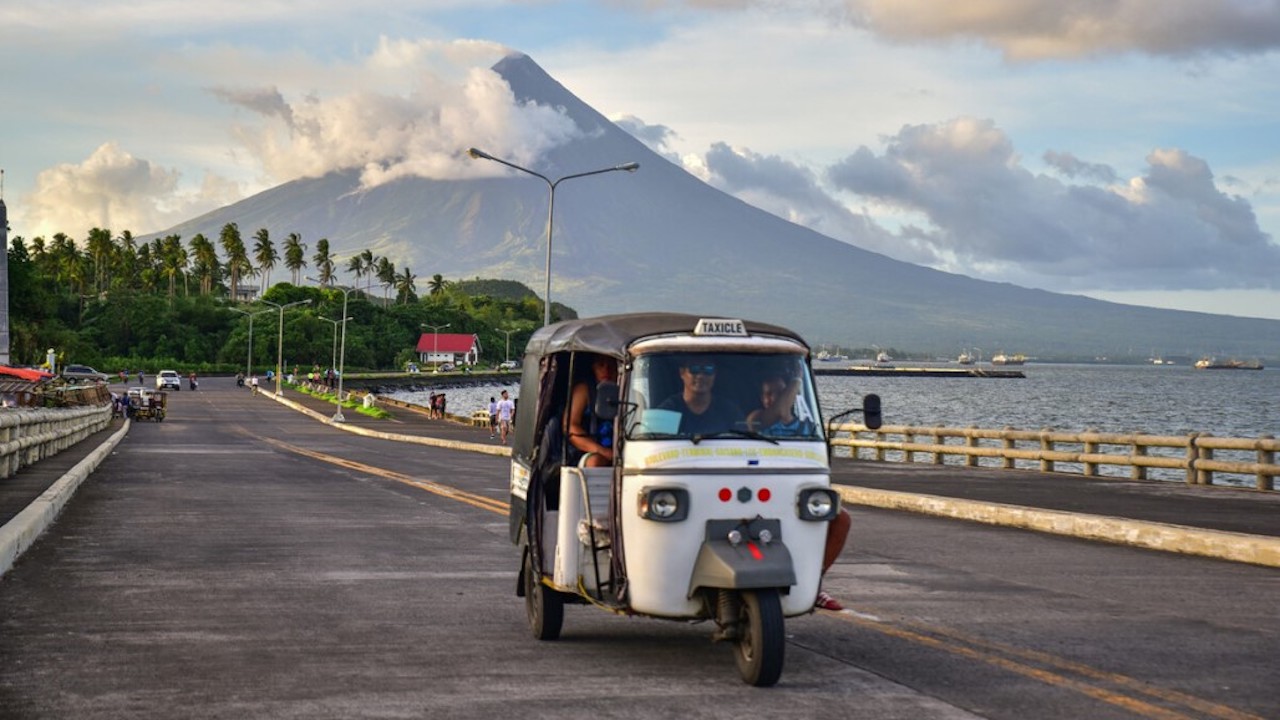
left=496, top=390, right=515, bottom=445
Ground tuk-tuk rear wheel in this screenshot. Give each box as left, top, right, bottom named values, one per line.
left=522, top=547, right=563, bottom=641
left=733, top=589, right=785, bottom=687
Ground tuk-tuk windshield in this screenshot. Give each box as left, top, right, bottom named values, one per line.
left=622, top=352, right=824, bottom=442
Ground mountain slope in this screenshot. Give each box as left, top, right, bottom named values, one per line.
left=157, top=54, right=1279, bottom=359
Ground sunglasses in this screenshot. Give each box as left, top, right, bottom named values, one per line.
left=684, top=364, right=716, bottom=375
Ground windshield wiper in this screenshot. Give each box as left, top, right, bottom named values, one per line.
left=691, top=429, right=778, bottom=445
left=629, top=431, right=685, bottom=441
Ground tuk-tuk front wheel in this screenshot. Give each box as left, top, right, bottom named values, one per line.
left=733, top=589, right=785, bottom=687
left=522, top=547, right=563, bottom=641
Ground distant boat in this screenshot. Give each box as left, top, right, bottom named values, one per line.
left=957, top=350, right=974, bottom=365
left=875, top=351, right=892, bottom=365
left=816, top=350, right=849, bottom=362
left=1194, top=357, right=1264, bottom=370
left=990, top=352, right=1026, bottom=366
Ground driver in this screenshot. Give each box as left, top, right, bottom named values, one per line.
left=657, top=357, right=742, bottom=435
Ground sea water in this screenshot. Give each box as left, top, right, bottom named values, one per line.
left=386, top=364, right=1278, bottom=440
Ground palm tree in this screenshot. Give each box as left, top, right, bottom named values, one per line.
left=160, top=234, right=188, bottom=302
left=375, top=256, right=396, bottom=301
left=86, top=227, right=114, bottom=294
left=395, top=266, right=417, bottom=304
left=358, top=249, right=375, bottom=289
left=253, top=228, right=279, bottom=292
left=112, top=230, right=141, bottom=291
left=283, top=232, right=307, bottom=285
left=313, top=238, right=336, bottom=286
left=346, top=252, right=368, bottom=287
left=428, top=273, right=449, bottom=296
left=189, top=234, right=220, bottom=296
left=220, top=223, right=251, bottom=300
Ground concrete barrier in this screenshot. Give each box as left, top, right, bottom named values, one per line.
left=834, top=485, right=1280, bottom=568
left=0, top=420, right=130, bottom=576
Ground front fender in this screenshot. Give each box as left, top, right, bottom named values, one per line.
left=687, top=518, right=796, bottom=598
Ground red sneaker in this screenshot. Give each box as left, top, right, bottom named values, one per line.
left=815, top=590, right=843, bottom=611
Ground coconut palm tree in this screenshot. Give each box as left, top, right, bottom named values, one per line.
left=428, top=273, right=449, bottom=296
left=313, top=238, right=336, bottom=286
left=283, top=232, right=307, bottom=285
left=188, top=234, right=219, bottom=296
left=85, top=227, right=114, bottom=294
left=160, top=234, right=188, bottom=303
left=113, top=230, right=140, bottom=291
left=346, top=252, right=368, bottom=287
left=395, top=266, right=417, bottom=304
left=253, top=228, right=279, bottom=292
left=220, top=223, right=251, bottom=300
left=375, top=256, right=396, bottom=301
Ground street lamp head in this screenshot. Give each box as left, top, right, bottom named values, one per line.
left=468, top=147, right=494, bottom=161
left=617, top=162, right=640, bottom=172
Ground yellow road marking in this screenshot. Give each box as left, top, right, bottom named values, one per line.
left=258, top=433, right=1259, bottom=719
left=871, top=615, right=1266, bottom=720
left=258, top=436, right=507, bottom=515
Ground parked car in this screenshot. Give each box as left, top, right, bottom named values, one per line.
left=498, top=360, right=519, bottom=370
left=156, top=369, right=182, bottom=391
left=61, top=364, right=109, bottom=383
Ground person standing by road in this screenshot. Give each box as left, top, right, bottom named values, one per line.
left=488, top=396, right=498, bottom=439
left=496, top=390, right=515, bottom=445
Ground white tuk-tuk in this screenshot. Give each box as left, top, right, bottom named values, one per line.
left=509, top=313, right=881, bottom=686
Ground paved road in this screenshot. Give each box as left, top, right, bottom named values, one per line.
left=1, top=378, right=1276, bottom=719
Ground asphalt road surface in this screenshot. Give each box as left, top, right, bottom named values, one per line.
left=1, top=378, right=1276, bottom=719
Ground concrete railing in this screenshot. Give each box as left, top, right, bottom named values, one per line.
left=0, top=405, right=114, bottom=479
left=829, top=423, right=1279, bottom=491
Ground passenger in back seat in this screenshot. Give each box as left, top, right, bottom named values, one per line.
left=566, top=354, right=618, bottom=467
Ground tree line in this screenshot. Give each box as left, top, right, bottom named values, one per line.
left=6, top=223, right=567, bottom=374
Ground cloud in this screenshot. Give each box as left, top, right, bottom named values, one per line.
left=820, top=117, right=1279, bottom=290
left=637, top=0, right=1280, bottom=60
left=837, top=0, right=1280, bottom=60
left=1043, top=150, right=1117, bottom=184
left=19, top=142, right=241, bottom=238
left=213, top=39, right=582, bottom=189
left=613, top=115, right=682, bottom=162
left=697, top=142, right=923, bottom=263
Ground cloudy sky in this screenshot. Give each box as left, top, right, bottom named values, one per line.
left=2, top=0, right=1278, bottom=319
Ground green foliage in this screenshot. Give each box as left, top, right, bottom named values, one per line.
left=8, top=234, right=568, bottom=371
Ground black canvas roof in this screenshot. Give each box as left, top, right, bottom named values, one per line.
left=522, top=312, right=807, bottom=360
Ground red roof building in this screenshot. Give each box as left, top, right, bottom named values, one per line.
left=415, top=333, right=481, bottom=366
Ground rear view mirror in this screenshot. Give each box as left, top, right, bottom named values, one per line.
left=862, top=394, right=882, bottom=430
left=595, top=381, right=619, bottom=421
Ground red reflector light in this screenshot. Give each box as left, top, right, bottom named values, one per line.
left=718, top=487, right=732, bottom=502
left=758, top=488, right=772, bottom=502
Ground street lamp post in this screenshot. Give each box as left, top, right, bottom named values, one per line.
left=310, top=277, right=360, bottom=422
left=501, top=327, right=518, bottom=364
left=320, top=316, right=352, bottom=377
left=468, top=147, right=639, bottom=326
left=422, top=323, right=450, bottom=372
left=262, top=299, right=312, bottom=395
left=230, top=307, right=273, bottom=379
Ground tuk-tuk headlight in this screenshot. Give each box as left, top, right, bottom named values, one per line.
left=798, top=488, right=839, bottom=521
left=638, top=487, right=689, bottom=522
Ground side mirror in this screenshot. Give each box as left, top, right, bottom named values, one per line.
left=594, top=381, right=619, bottom=421
left=862, top=394, right=882, bottom=430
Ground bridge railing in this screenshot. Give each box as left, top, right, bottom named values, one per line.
left=1, top=405, right=114, bottom=479
left=828, top=423, right=1279, bottom=491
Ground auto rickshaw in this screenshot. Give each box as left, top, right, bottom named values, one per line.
left=128, top=386, right=167, bottom=421
left=509, top=313, right=880, bottom=686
